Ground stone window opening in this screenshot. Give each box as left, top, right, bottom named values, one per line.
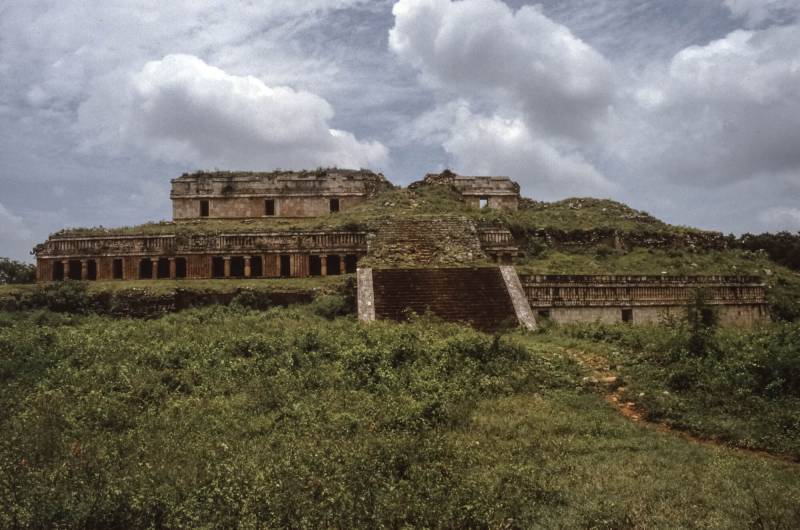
left=112, top=259, right=123, bottom=280
left=264, top=199, right=275, bottom=216
left=157, top=258, right=170, bottom=279
left=68, top=260, right=82, bottom=280
left=212, top=257, right=225, bottom=278
left=53, top=261, right=65, bottom=281
left=200, top=200, right=209, bottom=217
left=250, top=256, right=263, bottom=277
left=175, top=258, right=187, bottom=279
left=309, top=255, right=322, bottom=276
left=327, top=254, right=341, bottom=276
left=344, top=255, right=358, bottom=274
left=139, top=259, right=153, bottom=280
left=329, top=198, right=340, bottom=213
left=280, top=255, right=291, bottom=277
left=230, top=256, right=245, bottom=278
left=479, top=197, right=489, bottom=209
left=622, top=308, right=633, bottom=323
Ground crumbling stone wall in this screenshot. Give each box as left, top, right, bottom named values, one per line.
left=519, top=274, right=768, bottom=326
left=409, top=170, right=521, bottom=210
left=366, top=216, right=487, bottom=266
left=171, top=169, right=392, bottom=220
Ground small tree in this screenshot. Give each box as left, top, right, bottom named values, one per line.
left=0, top=257, right=36, bottom=284
left=686, top=288, right=718, bottom=357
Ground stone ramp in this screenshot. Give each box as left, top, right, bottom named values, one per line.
left=367, top=267, right=521, bottom=331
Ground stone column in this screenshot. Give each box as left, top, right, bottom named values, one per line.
left=61, top=260, right=69, bottom=280
left=321, top=255, right=328, bottom=276
left=244, top=256, right=252, bottom=278
left=169, top=258, right=176, bottom=280
left=223, top=256, right=231, bottom=278
left=151, top=258, right=159, bottom=280
left=80, top=260, right=88, bottom=281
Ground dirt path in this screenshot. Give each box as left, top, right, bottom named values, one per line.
left=558, top=346, right=800, bottom=466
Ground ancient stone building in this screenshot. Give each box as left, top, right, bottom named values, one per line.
left=34, top=167, right=768, bottom=326
left=411, top=170, right=521, bottom=210
left=171, top=169, right=393, bottom=219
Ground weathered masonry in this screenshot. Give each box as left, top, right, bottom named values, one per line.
left=520, top=274, right=768, bottom=326
left=359, top=269, right=768, bottom=328
left=171, top=169, right=392, bottom=219
left=35, top=232, right=367, bottom=281
left=412, top=170, right=521, bottom=210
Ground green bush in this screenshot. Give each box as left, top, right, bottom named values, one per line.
left=0, top=257, right=36, bottom=284
left=310, top=294, right=350, bottom=319
left=26, top=281, right=91, bottom=313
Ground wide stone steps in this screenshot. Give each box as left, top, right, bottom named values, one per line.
left=371, top=267, right=517, bottom=331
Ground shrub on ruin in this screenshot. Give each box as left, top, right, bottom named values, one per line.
left=310, top=294, right=349, bottom=319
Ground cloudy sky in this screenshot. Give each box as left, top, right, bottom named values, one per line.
left=2, top=0, right=799, bottom=261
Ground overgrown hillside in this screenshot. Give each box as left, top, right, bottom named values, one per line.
left=1, top=306, right=799, bottom=528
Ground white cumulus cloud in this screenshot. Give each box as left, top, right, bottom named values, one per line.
left=616, top=22, right=800, bottom=185
left=409, top=102, right=615, bottom=199
left=78, top=54, right=388, bottom=170
left=389, top=0, right=614, bottom=140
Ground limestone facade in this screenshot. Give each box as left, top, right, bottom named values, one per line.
left=520, top=274, right=768, bottom=326
left=171, top=169, right=392, bottom=219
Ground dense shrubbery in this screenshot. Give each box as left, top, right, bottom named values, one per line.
left=735, top=231, right=800, bottom=271
left=0, top=306, right=578, bottom=528
left=0, top=258, right=36, bottom=284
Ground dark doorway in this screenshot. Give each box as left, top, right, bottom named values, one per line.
left=157, top=258, right=170, bottom=279
left=250, top=256, right=263, bottom=277
left=327, top=255, right=341, bottom=276
left=537, top=309, right=551, bottom=320
left=344, top=255, right=358, bottom=274
left=329, top=198, right=340, bottom=213
left=139, top=259, right=153, bottom=280
left=309, top=255, right=322, bottom=276
left=175, top=258, right=187, bottom=279
left=87, top=260, right=97, bottom=281
left=622, top=308, right=633, bottom=323
left=53, top=261, right=65, bottom=281
left=280, top=255, right=291, bottom=277
left=230, top=256, right=245, bottom=278
left=112, top=258, right=123, bottom=280
left=212, top=257, right=225, bottom=278
left=265, top=199, right=275, bottom=216
left=68, top=260, right=82, bottom=280
left=200, top=200, right=209, bottom=217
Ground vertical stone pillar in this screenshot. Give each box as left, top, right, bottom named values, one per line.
left=151, top=258, right=159, bottom=280
left=321, top=256, right=328, bottom=276
left=61, top=260, right=70, bottom=280
left=169, top=258, right=176, bottom=280
left=244, top=256, right=252, bottom=278
left=80, top=260, right=88, bottom=281
left=223, top=256, right=231, bottom=278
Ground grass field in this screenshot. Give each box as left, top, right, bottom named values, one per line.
left=1, top=306, right=798, bottom=528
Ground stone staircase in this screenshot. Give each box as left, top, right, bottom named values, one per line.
left=369, top=267, right=519, bottom=331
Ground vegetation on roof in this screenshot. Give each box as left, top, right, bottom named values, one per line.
left=48, top=185, right=708, bottom=239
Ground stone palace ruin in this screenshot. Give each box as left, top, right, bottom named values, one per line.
left=34, top=169, right=768, bottom=327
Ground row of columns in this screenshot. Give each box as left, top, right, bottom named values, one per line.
left=61, top=259, right=93, bottom=281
